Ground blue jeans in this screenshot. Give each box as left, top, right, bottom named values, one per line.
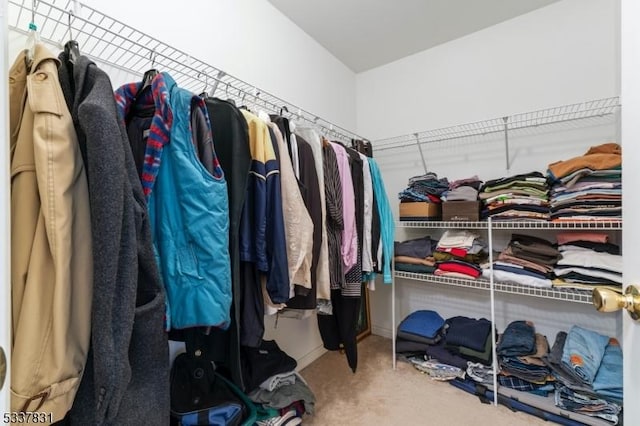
left=500, top=357, right=549, bottom=383
left=497, top=321, right=536, bottom=357
left=394, top=236, right=435, bottom=258
left=555, top=385, right=621, bottom=424
left=561, top=326, right=609, bottom=385
left=593, top=339, right=623, bottom=402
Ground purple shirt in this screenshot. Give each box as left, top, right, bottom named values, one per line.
left=330, top=142, right=358, bottom=272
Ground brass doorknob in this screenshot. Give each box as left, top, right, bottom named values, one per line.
left=0, top=347, right=6, bottom=390
left=592, top=285, right=640, bottom=321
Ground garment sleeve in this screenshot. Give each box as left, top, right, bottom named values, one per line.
left=264, top=128, right=290, bottom=303
left=323, top=145, right=344, bottom=231
left=240, top=115, right=267, bottom=268
left=331, top=143, right=358, bottom=272
left=189, top=100, right=215, bottom=175
left=370, top=159, right=395, bottom=284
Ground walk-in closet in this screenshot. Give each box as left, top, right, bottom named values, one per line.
left=1, top=0, right=639, bottom=425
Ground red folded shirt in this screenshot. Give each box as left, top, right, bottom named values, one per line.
left=437, top=262, right=481, bottom=278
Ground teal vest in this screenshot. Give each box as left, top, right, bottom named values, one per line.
left=149, top=73, right=231, bottom=330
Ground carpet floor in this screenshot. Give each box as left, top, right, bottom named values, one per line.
left=299, top=335, right=548, bottom=425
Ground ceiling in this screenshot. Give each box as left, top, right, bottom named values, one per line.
left=268, top=0, right=559, bottom=73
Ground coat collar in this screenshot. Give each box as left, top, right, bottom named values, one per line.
left=115, top=72, right=174, bottom=198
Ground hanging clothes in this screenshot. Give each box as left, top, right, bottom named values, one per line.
left=115, top=72, right=232, bottom=330
left=330, top=142, right=358, bottom=274
left=240, top=110, right=290, bottom=303
left=238, top=110, right=289, bottom=347
left=285, top=135, right=322, bottom=310
left=344, top=146, right=365, bottom=297
left=290, top=132, right=301, bottom=179
left=323, top=143, right=345, bottom=289
left=359, top=153, right=374, bottom=277
left=317, top=143, right=364, bottom=373
left=193, top=97, right=253, bottom=389
left=369, top=158, right=395, bottom=283
left=270, top=115, right=294, bottom=166
left=57, top=52, right=168, bottom=424
left=268, top=122, right=314, bottom=292
left=296, top=127, right=332, bottom=304
left=9, top=44, right=93, bottom=419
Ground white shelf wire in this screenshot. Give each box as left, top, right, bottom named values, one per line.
left=397, top=220, right=489, bottom=229
left=7, top=0, right=365, bottom=143
left=375, top=97, right=620, bottom=151
left=397, top=220, right=622, bottom=230
left=490, top=220, right=622, bottom=230
left=394, top=271, right=593, bottom=304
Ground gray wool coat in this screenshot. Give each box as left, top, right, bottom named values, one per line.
left=57, top=53, right=169, bottom=425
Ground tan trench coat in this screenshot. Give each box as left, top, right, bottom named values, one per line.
left=9, top=44, right=92, bottom=422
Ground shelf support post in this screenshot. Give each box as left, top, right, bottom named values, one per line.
left=488, top=217, right=498, bottom=405
left=503, top=116, right=510, bottom=170
left=392, top=256, right=397, bottom=370
left=414, top=133, right=428, bottom=173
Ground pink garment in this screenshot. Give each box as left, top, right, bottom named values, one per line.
left=449, top=175, right=481, bottom=190
left=556, top=232, right=608, bottom=245
left=434, top=269, right=477, bottom=280
left=331, top=142, right=358, bottom=272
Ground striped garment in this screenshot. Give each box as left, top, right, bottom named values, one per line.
left=343, top=147, right=365, bottom=297
left=114, top=75, right=173, bottom=198
left=322, top=143, right=344, bottom=289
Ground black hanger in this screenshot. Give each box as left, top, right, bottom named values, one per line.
left=279, top=106, right=289, bottom=117
left=64, top=40, right=80, bottom=64
left=142, top=68, right=158, bottom=91
left=141, top=50, right=158, bottom=91
left=64, top=11, right=80, bottom=64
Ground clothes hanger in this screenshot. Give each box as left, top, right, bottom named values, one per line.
left=64, top=7, right=80, bottom=65
left=224, top=82, right=237, bottom=106
left=254, top=91, right=271, bottom=122
left=24, top=0, right=40, bottom=67
left=141, top=49, right=158, bottom=91
left=288, top=108, right=301, bottom=133
left=198, top=72, right=209, bottom=99
left=239, top=89, right=250, bottom=111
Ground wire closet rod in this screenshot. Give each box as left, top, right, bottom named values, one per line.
left=7, top=0, right=367, bottom=143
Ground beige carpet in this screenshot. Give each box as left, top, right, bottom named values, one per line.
left=300, top=335, right=548, bottom=426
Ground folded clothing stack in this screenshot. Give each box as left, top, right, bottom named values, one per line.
left=547, top=143, right=622, bottom=222
left=441, top=175, right=483, bottom=202
left=395, top=310, right=446, bottom=356
left=543, top=326, right=622, bottom=424
left=553, top=232, right=622, bottom=290
left=401, top=315, right=494, bottom=372
left=440, top=316, right=494, bottom=366
left=483, top=234, right=560, bottom=288
left=496, top=321, right=554, bottom=397
left=479, top=172, right=550, bottom=221
left=394, top=236, right=438, bottom=274
left=434, top=230, right=488, bottom=280
left=398, top=172, right=449, bottom=203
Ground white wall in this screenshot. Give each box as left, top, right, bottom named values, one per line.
left=359, top=0, right=621, bottom=341
left=357, top=0, right=617, bottom=139
left=79, top=0, right=357, bottom=131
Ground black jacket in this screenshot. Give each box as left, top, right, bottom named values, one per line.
left=58, top=53, right=168, bottom=425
